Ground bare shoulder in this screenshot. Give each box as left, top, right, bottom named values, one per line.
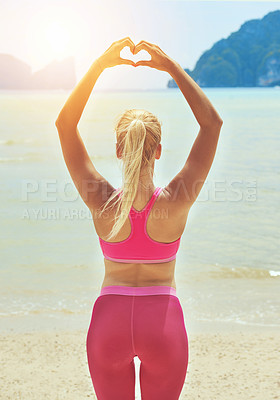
left=153, top=185, right=190, bottom=238
left=89, top=180, right=117, bottom=218
left=146, top=185, right=189, bottom=242
left=160, top=184, right=191, bottom=217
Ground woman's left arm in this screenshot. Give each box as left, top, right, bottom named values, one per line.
left=55, top=37, right=135, bottom=211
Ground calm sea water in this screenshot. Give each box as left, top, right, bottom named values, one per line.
left=0, top=88, right=279, bottom=333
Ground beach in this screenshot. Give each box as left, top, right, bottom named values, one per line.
left=1, top=328, right=279, bottom=399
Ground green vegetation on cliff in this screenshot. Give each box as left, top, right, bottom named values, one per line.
left=168, top=10, right=280, bottom=88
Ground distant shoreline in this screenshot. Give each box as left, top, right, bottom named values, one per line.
left=0, top=86, right=280, bottom=94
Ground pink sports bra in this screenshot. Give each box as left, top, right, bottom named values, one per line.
left=98, top=187, right=181, bottom=263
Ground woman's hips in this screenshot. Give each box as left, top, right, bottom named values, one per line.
left=86, top=285, right=189, bottom=399
left=87, top=285, right=188, bottom=361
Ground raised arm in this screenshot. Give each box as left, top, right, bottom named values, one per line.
left=55, top=37, right=136, bottom=211
left=165, top=61, right=223, bottom=208
left=134, top=41, right=223, bottom=210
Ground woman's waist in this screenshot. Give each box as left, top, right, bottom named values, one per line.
left=99, top=284, right=178, bottom=297
left=101, top=278, right=176, bottom=289
left=102, top=259, right=176, bottom=289
left=101, top=272, right=176, bottom=290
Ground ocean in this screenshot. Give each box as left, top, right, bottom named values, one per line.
left=0, top=87, right=279, bottom=333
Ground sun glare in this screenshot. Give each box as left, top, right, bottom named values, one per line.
left=45, top=22, right=70, bottom=57
left=27, top=6, right=92, bottom=69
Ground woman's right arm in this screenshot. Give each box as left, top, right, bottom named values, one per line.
left=165, top=60, right=223, bottom=208
left=134, top=41, right=223, bottom=209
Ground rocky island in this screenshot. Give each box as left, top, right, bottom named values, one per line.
left=168, top=10, right=280, bottom=88
left=0, top=55, right=76, bottom=90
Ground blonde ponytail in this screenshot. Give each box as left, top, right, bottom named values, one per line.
left=98, top=109, right=162, bottom=241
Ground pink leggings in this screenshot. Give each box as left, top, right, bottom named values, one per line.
left=86, top=285, right=189, bottom=400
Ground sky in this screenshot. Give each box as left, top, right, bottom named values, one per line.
left=0, top=0, right=280, bottom=89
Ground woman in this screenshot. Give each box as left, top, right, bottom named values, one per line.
left=55, top=37, right=223, bottom=400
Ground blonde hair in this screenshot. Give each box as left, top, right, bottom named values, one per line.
left=98, top=108, right=162, bottom=240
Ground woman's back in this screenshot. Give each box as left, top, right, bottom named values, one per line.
left=92, top=185, right=190, bottom=290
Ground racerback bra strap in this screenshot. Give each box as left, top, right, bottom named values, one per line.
left=143, top=187, right=162, bottom=214
left=115, top=187, right=162, bottom=214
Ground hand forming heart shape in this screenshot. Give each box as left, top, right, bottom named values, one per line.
left=120, top=46, right=151, bottom=64
left=97, top=37, right=172, bottom=73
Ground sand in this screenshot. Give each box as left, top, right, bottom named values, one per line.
left=0, top=329, right=279, bottom=400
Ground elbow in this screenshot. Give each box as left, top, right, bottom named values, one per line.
left=55, top=117, right=61, bottom=129
left=55, top=118, right=77, bottom=139
left=55, top=113, right=65, bottom=128
left=55, top=115, right=77, bottom=133
left=55, top=110, right=67, bottom=129
left=200, top=117, right=223, bottom=131
left=211, top=116, right=223, bottom=131
left=55, top=117, right=67, bottom=135
left=55, top=118, right=66, bottom=138
left=209, top=109, right=223, bottom=128
left=217, top=117, right=223, bottom=126
left=212, top=113, right=223, bottom=127
left=215, top=118, right=223, bottom=130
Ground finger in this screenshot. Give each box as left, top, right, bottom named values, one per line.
left=119, top=58, right=136, bottom=67
left=135, top=60, right=153, bottom=67
left=134, top=42, right=153, bottom=55
left=119, top=37, right=135, bottom=53
left=135, top=40, right=155, bottom=47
